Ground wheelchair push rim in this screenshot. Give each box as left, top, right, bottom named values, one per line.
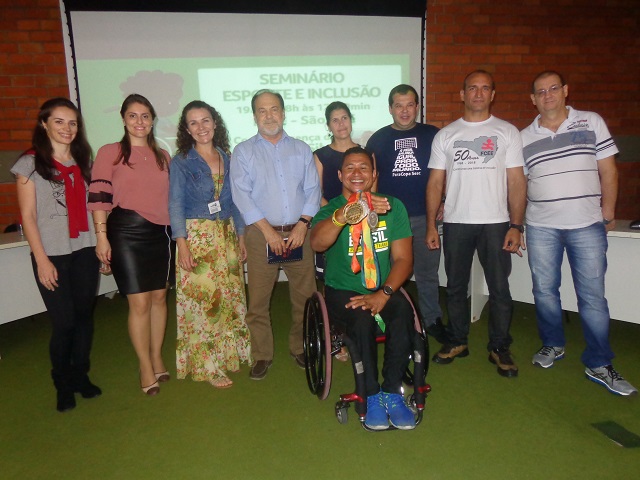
left=303, top=291, right=332, bottom=400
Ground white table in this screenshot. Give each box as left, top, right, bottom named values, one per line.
left=0, top=232, right=118, bottom=325
left=4, top=221, right=636, bottom=326
left=462, top=221, right=640, bottom=324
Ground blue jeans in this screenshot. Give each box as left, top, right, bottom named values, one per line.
left=443, top=222, right=513, bottom=350
left=526, top=222, right=614, bottom=368
left=410, top=215, right=442, bottom=326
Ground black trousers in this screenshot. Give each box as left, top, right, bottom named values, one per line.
left=32, top=247, right=100, bottom=388
left=442, top=222, right=513, bottom=350
left=325, top=286, right=413, bottom=396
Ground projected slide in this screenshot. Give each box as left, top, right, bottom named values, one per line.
left=69, top=12, right=422, bottom=155
left=201, top=64, right=404, bottom=151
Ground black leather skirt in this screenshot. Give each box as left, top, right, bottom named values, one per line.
left=107, top=207, right=172, bottom=295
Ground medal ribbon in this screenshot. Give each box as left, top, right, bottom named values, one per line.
left=348, top=191, right=380, bottom=290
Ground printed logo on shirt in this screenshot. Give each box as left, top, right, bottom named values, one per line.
left=391, top=137, right=422, bottom=177
left=569, top=130, right=595, bottom=147
left=452, top=136, right=498, bottom=166
left=566, top=119, right=589, bottom=131
left=49, top=180, right=68, bottom=218
left=348, top=220, right=390, bottom=256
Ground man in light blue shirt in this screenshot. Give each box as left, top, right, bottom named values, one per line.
left=231, top=89, right=321, bottom=380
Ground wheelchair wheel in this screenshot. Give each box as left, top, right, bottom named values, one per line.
left=406, top=393, right=418, bottom=414
left=335, top=403, right=349, bottom=425
left=406, top=392, right=426, bottom=426
left=303, top=292, right=332, bottom=400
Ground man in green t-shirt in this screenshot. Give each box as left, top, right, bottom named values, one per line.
left=310, top=146, right=416, bottom=431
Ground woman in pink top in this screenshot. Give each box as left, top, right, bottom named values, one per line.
left=88, top=94, right=172, bottom=396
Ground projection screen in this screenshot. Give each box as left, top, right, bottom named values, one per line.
left=64, top=9, right=425, bottom=154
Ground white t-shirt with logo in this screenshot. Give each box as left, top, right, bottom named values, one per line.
left=429, top=115, right=524, bottom=224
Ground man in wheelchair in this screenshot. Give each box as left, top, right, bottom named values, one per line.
left=310, top=146, right=416, bottom=430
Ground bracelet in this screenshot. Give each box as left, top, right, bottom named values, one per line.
left=331, top=209, right=346, bottom=227
left=603, top=218, right=613, bottom=225
left=95, top=230, right=107, bottom=234
left=94, top=222, right=106, bottom=225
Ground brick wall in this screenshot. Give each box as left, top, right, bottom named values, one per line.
left=0, top=0, right=638, bottom=230
left=0, top=0, right=70, bottom=230
left=425, top=0, right=640, bottom=134
left=0, top=0, right=69, bottom=153
left=424, top=0, right=639, bottom=219
left=423, top=0, right=640, bottom=219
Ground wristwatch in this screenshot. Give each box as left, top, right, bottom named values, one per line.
left=382, top=285, right=394, bottom=296
left=509, top=223, right=524, bottom=233
left=298, top=217, right=311, bottom=229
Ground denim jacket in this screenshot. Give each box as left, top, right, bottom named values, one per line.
left=169, top=146, right=245, bottom=239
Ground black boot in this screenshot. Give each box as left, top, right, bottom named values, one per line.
left=52, top=370, right=76, bottom=413
left=72, top=367, right=102, bottom=399
left=425, top=317, right=449, bottom=345
left=75, top=376, right=102, bottom=399
left=57, top=390, right=76, bottom=412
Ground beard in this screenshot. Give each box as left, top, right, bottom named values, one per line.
left=258, top=121, right=283, bottom=138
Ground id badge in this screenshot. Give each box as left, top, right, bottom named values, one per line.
left=208, top=201, right=221, bottom=214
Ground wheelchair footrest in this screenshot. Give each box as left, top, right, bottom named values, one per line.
left=340, top=392, right=364, bottom=404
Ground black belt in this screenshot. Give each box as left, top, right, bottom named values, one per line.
left=271, top=224, right=296, bottom=232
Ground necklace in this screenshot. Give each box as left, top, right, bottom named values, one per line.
left=132, top=146, right=147, bottom=161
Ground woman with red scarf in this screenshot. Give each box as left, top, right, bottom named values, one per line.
left=12, top=98, right=101, bottom=413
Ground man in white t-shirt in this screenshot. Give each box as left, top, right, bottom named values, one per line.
left=425, top=70, right=527, bottom=378
left=521, top=70, right=636, bottom=396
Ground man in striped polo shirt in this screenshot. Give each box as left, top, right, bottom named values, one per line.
left=521, top=71, right=637, bottom=396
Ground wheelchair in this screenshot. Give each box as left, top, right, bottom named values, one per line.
left=303, top=287, right=431, bottom=430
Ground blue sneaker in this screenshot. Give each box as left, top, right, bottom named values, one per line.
left=383, top=392, right=416, bottom=430
left=365, top=392, right=389, bottom=430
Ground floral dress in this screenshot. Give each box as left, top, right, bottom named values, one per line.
left=175, top=202, right=252, bottom=383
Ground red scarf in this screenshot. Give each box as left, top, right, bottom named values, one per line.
left=52, top=160, right=89, bottom=238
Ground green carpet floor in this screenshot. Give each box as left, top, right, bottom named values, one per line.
left=1, top=282, right=639, bottom=479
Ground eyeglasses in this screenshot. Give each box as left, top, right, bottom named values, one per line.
left=534, top=84, right=564, bottom=97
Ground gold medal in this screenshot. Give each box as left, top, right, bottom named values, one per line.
left=343, top=199, right=369, bottom=224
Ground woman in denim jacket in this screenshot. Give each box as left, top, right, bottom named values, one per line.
left=169, top=101, right=252, bottom=388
